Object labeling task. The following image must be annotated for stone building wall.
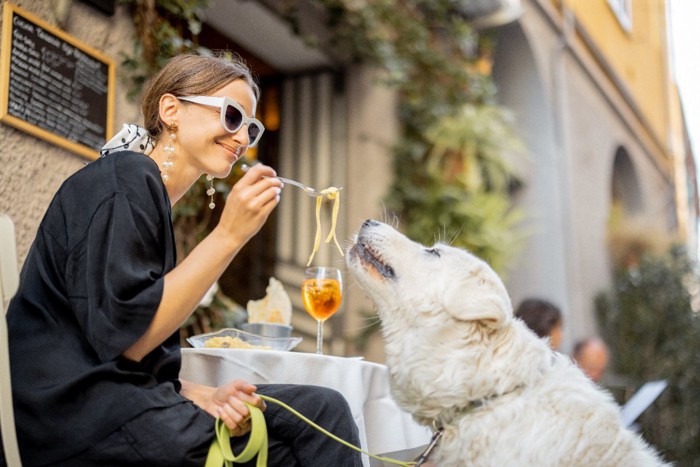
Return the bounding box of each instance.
[0,0,140,263]
[493,0,680,348]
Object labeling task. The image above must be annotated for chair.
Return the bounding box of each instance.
[0,214,22,466]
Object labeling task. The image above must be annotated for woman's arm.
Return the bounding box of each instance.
[180,379,266,436]
[122,164,282,361]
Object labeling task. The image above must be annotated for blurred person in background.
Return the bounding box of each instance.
[572,337,610,384]
[514,297,564,351]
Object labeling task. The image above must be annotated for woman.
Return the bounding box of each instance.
[5,53,362,466]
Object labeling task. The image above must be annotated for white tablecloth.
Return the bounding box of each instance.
[180,348,431,466]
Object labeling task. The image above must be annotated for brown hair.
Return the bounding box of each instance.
[140,52,260,138]
[514,298,563,339]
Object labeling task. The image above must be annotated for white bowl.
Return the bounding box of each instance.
[187,328,302,352]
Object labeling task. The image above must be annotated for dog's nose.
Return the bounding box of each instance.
[362,219,380,228]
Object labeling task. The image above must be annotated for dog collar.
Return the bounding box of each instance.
[439,383,527,426]
[471,383,525,410]
[415,384,527,464]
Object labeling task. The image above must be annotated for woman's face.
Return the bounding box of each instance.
[176,79,258,179]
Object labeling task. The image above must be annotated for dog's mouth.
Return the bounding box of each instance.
[350,241,395,279]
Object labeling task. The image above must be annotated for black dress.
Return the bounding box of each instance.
[4,151,363,467]
[6,151,192,464]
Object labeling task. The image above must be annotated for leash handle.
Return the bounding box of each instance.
[205,402,267,467]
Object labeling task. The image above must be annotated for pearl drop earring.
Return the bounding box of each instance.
[162,123,176,182]
[206,175,216,209]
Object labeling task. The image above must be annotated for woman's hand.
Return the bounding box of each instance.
[216,163,282,247]
[180,379,266,436]
[212,380,266,436]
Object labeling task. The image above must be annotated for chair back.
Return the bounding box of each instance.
[0,214,22,466]
[0,215,19,309]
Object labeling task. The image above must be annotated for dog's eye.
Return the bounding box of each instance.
[425,248,441,257]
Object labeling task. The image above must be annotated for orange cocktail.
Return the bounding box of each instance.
[302,267,343,354]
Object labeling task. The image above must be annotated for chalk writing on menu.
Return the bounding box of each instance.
[6,10,110,151]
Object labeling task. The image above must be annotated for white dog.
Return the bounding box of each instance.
[346,220,668,466]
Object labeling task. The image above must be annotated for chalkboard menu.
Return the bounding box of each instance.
[0,3,114,160]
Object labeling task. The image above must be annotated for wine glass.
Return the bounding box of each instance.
[301,267,343,354]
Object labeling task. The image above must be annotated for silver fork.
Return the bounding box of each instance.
[276,176,344,197]
[241,164,342,197]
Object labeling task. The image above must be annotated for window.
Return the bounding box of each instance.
[608,0,633,32]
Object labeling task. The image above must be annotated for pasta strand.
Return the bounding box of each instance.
[306,187,344,266]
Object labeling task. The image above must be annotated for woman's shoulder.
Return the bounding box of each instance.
[58,151,167,212]
[33,152,168,251]
[63,150,156,179]
[71,150,160,187]
[97,150,159,175]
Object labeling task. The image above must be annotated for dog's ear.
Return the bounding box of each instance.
[441,266,511,327]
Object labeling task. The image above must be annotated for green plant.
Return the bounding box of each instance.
[281,0,527,274]
[118,0,212,99]
[595,245,700,465]
[390,102,526,272]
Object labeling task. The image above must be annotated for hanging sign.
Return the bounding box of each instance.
[0,2,115,159]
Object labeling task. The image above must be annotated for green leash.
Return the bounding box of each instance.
[204,401,268,467]
[204,394,416,467]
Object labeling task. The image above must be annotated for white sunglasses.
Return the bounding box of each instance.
[178,96,265,147]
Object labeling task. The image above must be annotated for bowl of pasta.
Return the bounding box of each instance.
[187,328,302,352]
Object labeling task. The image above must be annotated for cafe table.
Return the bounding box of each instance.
[180,348,432,466]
